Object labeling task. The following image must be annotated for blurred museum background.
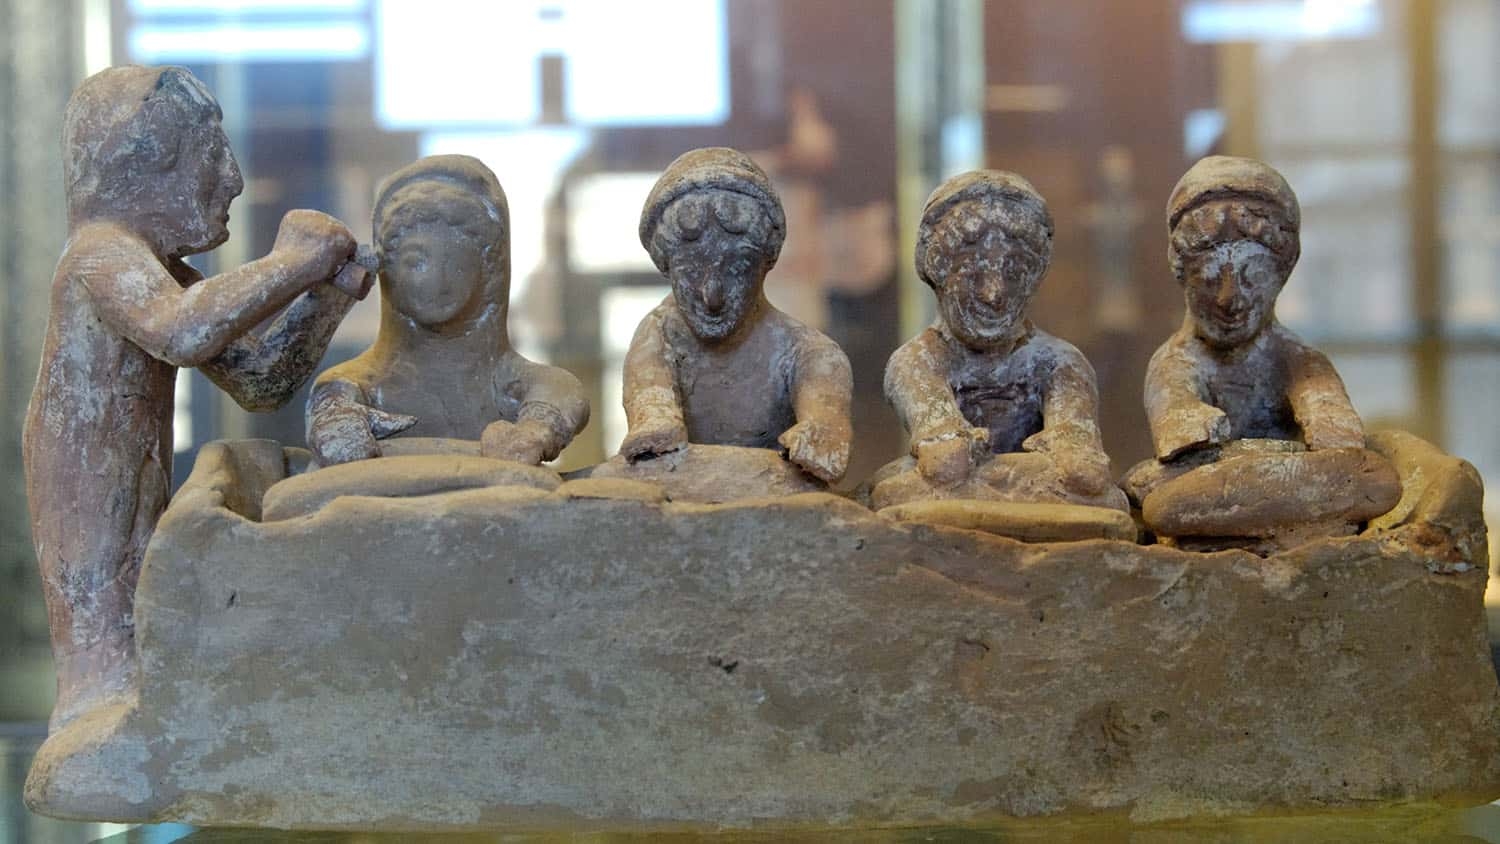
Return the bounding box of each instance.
[2,0,1499,837]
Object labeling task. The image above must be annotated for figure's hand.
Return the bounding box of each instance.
[779,418,852,483]
[273,210,357,280]
[328,260,373,300]
[1054,450,1115,497]
[1182,403,1232,451]
[621,415,689,462]
[915,433,976,486]
[480,418,558,465]
[308,392,418,466]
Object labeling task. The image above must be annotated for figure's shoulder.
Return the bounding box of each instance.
[763,306,845,357]
[1264,322,1334,369]
[313,352,376,393]
[59,221,153,276]
[1147,325,1201,367]
[1025,327,1090,369]
[637,299,686,342]
[502,347,583,385]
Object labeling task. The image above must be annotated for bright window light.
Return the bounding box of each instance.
[375,0,727,128]
[130,22,370,62]
[1182,0,1381,43]
[130,0,366,13]
[566,172,662,274]
[375,1,541,127]
[564,0,728,125]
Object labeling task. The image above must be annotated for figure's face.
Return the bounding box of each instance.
[662,198,768,343]
[1180,238,1284,349]
[381,220,489,328]
[929,222,1042,351]
[165,122,244,256]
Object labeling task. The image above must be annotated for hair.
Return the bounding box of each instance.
[373,154,508,250]
[62,66,222,220]
[1168,199,1299,282]
[918,196,1052,291]
[650,189,779,271]
[377,182,502,248]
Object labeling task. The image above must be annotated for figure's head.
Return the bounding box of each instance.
[63,65,243,257]
[1167,156,1300,350]
[915,170,1053,351]
[373,155,509,330]
[639,148,785,343]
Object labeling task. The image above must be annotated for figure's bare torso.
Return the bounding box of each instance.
[655,302,803,449]
[320,347,527,440]
[23,235,178,656]
[943,329,1086,455]
[1180,325,1299,441]
[27,239,178,501]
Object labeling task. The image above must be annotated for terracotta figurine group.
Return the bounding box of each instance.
[25,66,1403,726]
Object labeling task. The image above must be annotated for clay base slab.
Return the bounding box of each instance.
[25,437,1500,832]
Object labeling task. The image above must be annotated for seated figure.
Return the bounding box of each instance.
[305,155,589,468]
[588,147,854,502]
[869,171,1131,541]
[1124,156,1400,551]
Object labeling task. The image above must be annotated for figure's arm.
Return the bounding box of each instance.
[778,329,854,483]
[885,330,970,446]
[75,212,356,369]
[1287,345,1364,450]
[619,307,688,460]
[480,357,591,465]
[1023,346,1112,495]
[201,270,364,412]
[305,374,417,466]
[1144,336,1229,460]
[883,330,984,484]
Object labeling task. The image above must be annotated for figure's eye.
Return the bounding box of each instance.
[726,250,756,276]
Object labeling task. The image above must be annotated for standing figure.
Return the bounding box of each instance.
[306,155,589,467]
[595,147,853,502]
[1124,156,1400,551]
[24,66,367,728]
[872,171,1129,539]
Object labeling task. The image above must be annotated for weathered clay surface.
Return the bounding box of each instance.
[882,171,1124,521]
[1142,447,1402,538]
[261,453,561,522]
[621,147,854,484]
[879,499,1137,542]
[1136,156,1396,551]
[869,453,1129,513]
[307,155,589,468]
[24,66,368,730]
[578,443,826,503]
[25,436,1500,832]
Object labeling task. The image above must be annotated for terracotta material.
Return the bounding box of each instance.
[1126,156,1400,551]
[306,155,589,467]
[22,66,367,729]
[22,434,1499,831]
[609,148,854,500]
[874,171,1127,533]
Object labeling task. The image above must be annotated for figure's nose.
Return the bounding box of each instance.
[1215,265,1240,309]
[979,275,1005,308]
[700,276,725,313]
[223,151,245,198]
